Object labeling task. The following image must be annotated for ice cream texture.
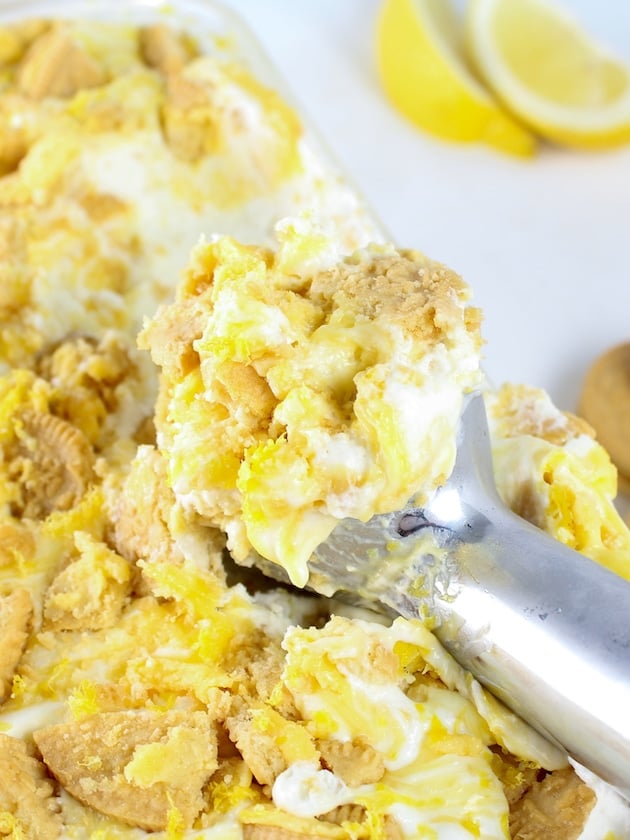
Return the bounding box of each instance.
[0,10,629,840]
[142,230,484,587]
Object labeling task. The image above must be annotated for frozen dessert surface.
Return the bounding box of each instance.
[0,9,629,840]
[0,17,379,380]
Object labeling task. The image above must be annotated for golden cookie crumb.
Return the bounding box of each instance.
[43,533,130,631]
[319,803,408,838]
[0,520,36,570]
[0,733,61,840]
[243,827,326,840]
[112,445,226,590]
[139,23,196,76]
[11,410,95,518]
[17,24,107,100]
[490,746,542,809]
[320,803,366,824]
[0,117,27,175]
[310,250,481,347]
[0,19,49,67]
[34,709,218,831]
[317,738,385,787]
[0,589,32,702]
[509,767,595,840]
[490,383,592,446]
[162,68,219,162]
[226,707,289,787]
[579,342,630,492]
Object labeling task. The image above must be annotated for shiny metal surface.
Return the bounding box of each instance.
[250,392,630,797]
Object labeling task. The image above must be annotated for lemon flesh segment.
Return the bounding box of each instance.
[466,0,630,149]
[376,0,536,156]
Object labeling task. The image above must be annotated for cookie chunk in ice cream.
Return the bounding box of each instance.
[142,227,483,586]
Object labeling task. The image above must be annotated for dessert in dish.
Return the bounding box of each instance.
[0,8,630,840]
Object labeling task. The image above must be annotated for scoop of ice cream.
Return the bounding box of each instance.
[142,226,483,586]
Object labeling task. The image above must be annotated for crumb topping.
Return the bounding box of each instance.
[0,733,62,840]
[34,709,218,830]
[143,234,483,586]
[17,24,107,100]
[0,11,626,840]
[0,589,32,702]
[509,767,596,840]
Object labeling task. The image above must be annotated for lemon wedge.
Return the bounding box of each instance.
[466,0,630,149]
[376,0,536,156]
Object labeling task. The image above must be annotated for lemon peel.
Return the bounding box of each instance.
[466,0,630,149]
[376,0,535,156]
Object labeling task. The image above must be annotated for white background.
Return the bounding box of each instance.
[228,0,630,415]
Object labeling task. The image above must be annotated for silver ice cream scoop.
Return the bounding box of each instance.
[249,392,630,798]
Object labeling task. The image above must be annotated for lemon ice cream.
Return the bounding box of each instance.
[0,9,629,840]
[141,230,483,587]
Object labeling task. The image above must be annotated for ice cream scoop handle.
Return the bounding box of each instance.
[386,477,630,798]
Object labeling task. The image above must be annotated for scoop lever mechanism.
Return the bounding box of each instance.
[251,392,630,798]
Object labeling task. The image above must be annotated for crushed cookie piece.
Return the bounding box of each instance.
[0,589,32,702]
[317,738,385,787]
[201,756,258,823]
[489,383,593,447]
[226,707,288,787]
[0,25,25,66]
[383,814,405,840]
[215,361,277,425]
[310,251,481,348]
[225,634,286,706]
[490,745,542,809]
[77,191,128,223]
[320,803,403,838]
[161,68,219,162]
[112,445,225,583]
[35,333,142,449]
[243,827,326,840]
[0,520,36,569]
[10,410,94,518]
[139,23,197,76]
[510,766,595,840]
[0,121,27,176]
[319,803,366,824]
[112,445,183,569]
[579,342,630,491]
[0,19,49,67]
[43,532,130,631]
[17,25,107,100]
[0,733,61,840]
[34,709,218,831]
[137,292,206,382]
[240,804,351,840]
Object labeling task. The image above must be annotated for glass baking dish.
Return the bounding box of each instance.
[0,0,386,252]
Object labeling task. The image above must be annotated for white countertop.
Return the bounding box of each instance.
[228,0,630,414]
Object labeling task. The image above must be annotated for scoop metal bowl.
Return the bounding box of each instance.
[249,392,630,798]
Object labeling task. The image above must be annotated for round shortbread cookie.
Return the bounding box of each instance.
[579,342,630,494]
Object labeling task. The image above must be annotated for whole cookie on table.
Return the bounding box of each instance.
[579,342,630,493]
